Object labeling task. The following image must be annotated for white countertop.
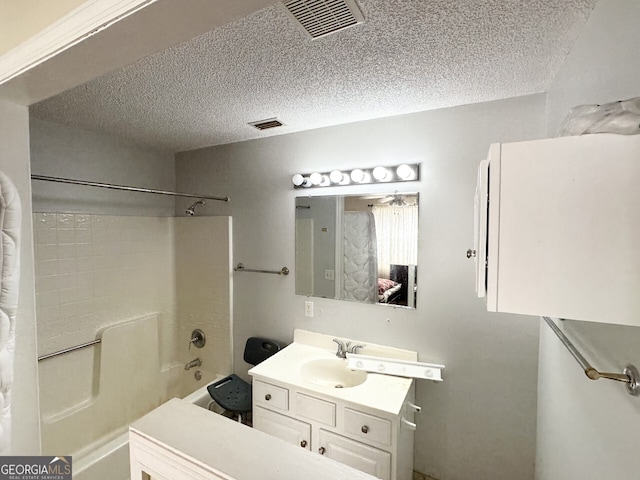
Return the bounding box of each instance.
[130,398,377,480]
[248,330,416,415]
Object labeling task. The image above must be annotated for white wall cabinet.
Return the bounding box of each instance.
[474,133,640,326]
[252,378,415,480]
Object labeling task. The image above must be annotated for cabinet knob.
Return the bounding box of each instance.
[318,447,326,455]
[264,394,271,401]
[361,425,369,434]
[466,249,476,259]
[300,440,307,448]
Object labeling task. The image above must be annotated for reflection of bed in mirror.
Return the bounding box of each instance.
[295,193,418,309]
[378,264,417,307]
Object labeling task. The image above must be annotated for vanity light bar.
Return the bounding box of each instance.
[292,163,420,188]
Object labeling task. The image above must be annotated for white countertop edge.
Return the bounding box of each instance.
[130,398,378,480]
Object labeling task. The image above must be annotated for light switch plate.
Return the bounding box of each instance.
[304,301,314,317]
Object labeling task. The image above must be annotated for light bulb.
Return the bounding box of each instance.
[396,164,414,180]
[373,166,390,181]
[350,168,365,183]
[292,174,304,186]
[310,172,323,185]
[330,170,343,183]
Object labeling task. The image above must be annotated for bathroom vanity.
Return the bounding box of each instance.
[248,330,420,480]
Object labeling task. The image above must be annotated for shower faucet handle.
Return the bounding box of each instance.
[189,329,206,349]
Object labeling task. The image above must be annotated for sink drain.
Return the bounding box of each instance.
[335,384,344,388]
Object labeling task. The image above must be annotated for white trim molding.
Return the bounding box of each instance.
[0,0,156,87]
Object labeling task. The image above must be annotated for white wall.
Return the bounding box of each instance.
[537,2,640,479]
[0,99,41,453]
[30,118,175,216]
[175,94,545,480]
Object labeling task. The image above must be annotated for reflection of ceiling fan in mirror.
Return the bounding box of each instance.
[363,193,417,206]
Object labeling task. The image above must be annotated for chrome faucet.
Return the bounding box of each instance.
[184,357,202,370]
[333,339,365,359]
[333,339,346,358]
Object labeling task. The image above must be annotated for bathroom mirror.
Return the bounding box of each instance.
[295,193,418,308]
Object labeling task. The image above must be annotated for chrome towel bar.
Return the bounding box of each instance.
[38,339,101,362]
[543,316,639,396]
[234,263,289,275]
[31,174,229,202]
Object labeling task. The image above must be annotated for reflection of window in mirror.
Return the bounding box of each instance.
[345,194,418,308]
[296,193,418,309]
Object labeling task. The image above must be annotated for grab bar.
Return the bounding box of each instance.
[543,317,639,396]
[38,339,101,362]
[234,263,289,276]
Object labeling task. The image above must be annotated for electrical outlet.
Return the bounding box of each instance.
[324,269,335,280]
[304,301,314,318]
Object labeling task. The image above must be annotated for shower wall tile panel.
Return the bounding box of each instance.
[174,217,232,395]
[33,213,176,417]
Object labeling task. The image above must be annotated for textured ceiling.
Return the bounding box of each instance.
[31,0,597,153]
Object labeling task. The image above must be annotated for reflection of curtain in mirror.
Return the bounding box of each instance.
[372,205,418,278]
[342,212,378,303]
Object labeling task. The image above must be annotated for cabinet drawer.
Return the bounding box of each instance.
[253,380,288,411]
[295,393,336,426]
[344,408,391,446]
[318,429,391,480]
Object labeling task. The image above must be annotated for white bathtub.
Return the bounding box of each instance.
[39,315,226,480]
[73,381,224,480]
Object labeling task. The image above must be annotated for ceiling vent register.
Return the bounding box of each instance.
[282,0,365,39]
[248,118,284,130]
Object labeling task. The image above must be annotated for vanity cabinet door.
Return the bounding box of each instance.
[253,406,311,450]
[318,429,391,480]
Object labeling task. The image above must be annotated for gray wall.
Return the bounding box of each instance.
[29,118,175,215]
[0,99,41,454]
[537,1,640,479]
[175,94,545,480]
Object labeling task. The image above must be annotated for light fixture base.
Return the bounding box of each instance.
[292,163,420,189]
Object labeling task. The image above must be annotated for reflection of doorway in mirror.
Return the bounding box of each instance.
[295,218,314,295]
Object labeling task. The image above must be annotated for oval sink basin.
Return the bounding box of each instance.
[300,358,367,388]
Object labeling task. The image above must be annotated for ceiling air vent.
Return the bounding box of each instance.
[283,0,364,39]
[249,118,284,130]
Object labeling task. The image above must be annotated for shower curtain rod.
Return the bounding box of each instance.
[31,174,229,202]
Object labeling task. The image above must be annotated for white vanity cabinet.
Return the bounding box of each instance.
[252,378,415,480]
[474,133,640,326]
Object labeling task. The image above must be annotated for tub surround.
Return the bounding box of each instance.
[129,397,377,480]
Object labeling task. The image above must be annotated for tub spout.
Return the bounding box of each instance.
[185,357,202,370]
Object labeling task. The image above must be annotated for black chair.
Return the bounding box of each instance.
[207,337,282,424]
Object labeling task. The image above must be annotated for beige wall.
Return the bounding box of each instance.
[0,0,87,55]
